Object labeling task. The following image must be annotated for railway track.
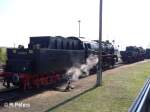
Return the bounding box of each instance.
[0,87,19,106]
[113,62,124,68]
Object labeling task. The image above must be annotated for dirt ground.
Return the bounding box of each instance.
[0,60,150,112]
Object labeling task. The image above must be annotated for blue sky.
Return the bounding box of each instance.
[0,0,150,50]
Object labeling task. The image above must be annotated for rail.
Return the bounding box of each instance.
[129,77,150,112]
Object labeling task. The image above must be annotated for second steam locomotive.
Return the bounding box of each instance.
[120,46,145,63]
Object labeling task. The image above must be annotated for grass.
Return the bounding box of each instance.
[51,61,150,112]
[0,47,6,64]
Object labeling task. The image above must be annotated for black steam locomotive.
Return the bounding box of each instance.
[0,36,118,89]
[120,46,145,63]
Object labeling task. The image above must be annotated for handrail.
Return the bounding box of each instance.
[129,77,150,112]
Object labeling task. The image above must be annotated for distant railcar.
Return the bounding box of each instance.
[145,48,150,59]
[120,46,145,63]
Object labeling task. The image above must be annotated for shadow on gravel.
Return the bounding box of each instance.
[45,85,97,112]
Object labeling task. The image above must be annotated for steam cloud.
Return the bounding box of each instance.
[67,54,98,81]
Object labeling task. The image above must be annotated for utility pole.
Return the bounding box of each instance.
[14,43,16,48]
[78,20,81,38]
[96,0,103,86]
